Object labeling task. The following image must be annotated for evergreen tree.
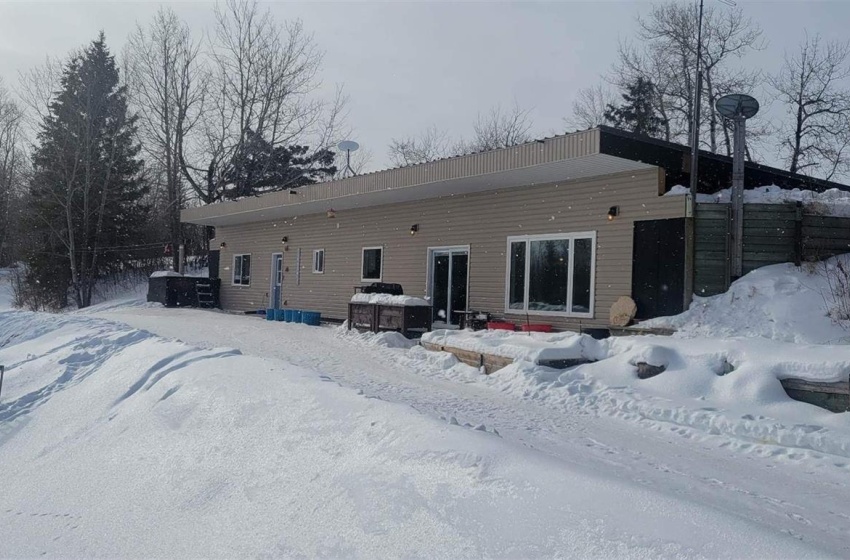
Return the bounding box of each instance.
[604,77,666,138]
[221,129,337,200]
[25,33,148,309]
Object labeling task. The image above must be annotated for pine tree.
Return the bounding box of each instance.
[604,77,666,138]
[222,129,337,200]
[26,33,148,309]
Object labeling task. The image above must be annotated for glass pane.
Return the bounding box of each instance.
[432,254,449,323]
[241,255,251,285]
[572,238,593,313]
[528,239,569,312]
[318,251,324,272]
[450,253,468,319]
[234,255,242,284]
[509,242,526,310]
[362,249,381,279]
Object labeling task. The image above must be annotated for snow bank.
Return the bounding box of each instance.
[350,293,429,306]
[643,258,850,344]
[409,330,850,461]
[150,270,183,278]
[666,184,850,217]
[2,310,817,557]
[422,329,606,363]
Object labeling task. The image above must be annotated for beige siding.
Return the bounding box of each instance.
[183,129,601,224]
[216,168,686,331]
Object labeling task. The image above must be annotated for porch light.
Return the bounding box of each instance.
[327,208,336,219]
[219,241,227,249]
[607,206,619,221]
[410,224,419,236]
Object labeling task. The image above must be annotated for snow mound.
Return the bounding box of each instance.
[666,184,850,216]
[422,329,606,363]
[643,257,850,344]
[350,293,429,306]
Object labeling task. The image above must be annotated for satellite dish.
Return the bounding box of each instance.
[715,94,760,120]
[337,140,359,178]
[337,140,360,152]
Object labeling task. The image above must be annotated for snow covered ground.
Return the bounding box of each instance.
[2,261,850,556]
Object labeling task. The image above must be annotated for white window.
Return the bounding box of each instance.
[232,254,251,286]
[361,247,383,282]
[505,232,596,317]
[313,249,325,274]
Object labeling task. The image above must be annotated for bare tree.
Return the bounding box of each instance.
[181,0,345,204]
[613,2,764,153]
[565,84,617,130]
[387,125,452,167]
[126,7,206,269]
[0,79,24,265]
[770,34,850,180]
[467,101,533,151]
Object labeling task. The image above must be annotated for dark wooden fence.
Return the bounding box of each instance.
[694,202,850,296]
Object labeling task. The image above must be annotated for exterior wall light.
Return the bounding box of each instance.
[327,208,336,219]
[410,224,419,236]
[219,241,227,249]
[281,236,288,244]
[607,206,619,221]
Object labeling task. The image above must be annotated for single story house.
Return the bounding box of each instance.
[181,126,847,331]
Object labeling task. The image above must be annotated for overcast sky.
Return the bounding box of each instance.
[1,1,849,171]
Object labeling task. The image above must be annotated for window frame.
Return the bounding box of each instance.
[361,246,384,282]
[503,232,596,318]
[232,253,252,287]
[312,249,325,274]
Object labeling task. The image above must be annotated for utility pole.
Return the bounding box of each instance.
[684,0,705,310]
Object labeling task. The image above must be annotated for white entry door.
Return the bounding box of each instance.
[270,253,283,309]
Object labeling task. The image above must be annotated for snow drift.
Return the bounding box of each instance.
[643,257,850,344]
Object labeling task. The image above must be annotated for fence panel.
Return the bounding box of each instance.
[694,203,730,296]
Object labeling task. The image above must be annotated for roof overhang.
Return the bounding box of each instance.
[182,129,655,227]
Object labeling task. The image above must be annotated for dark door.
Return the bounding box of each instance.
[632,218,685,319]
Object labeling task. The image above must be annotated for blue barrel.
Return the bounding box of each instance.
[266,308,275,321]
[283,309,293,322]
[291,310,303,323]
[301,311,321,326]
[275,309,285,321]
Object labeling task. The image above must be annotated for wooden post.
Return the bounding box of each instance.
[683,195,695,309]
[794,201,803,266]
[178,244,186,275]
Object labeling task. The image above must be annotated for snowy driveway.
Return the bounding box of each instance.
[92,303,850,556]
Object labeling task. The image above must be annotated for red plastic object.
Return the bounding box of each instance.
[487,321,516,331]
[520,324,552,333]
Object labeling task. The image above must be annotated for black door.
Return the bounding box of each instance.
[632,218,685,319]
[431,249,469,326]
